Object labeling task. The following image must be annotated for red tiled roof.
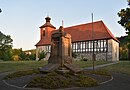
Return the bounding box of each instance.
[40,22,56,29]
[35,20,119,46]
[35,31,52,46]
[64,20,119,42]
[35,39,50,46]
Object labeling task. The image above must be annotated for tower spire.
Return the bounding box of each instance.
[45,16,51,22]
[40,16,56,29]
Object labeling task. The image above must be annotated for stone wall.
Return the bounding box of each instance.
[73,53,107,61]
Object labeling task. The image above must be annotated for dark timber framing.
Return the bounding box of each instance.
[45,39,108,60]
[72,39,108,53]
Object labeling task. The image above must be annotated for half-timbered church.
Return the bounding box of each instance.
[35,16,119,61]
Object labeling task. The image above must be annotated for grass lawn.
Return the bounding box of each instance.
[1,60,130,75]
[102,61,130,75]
[73,60,112,68]
[0,60,112,73]
[0,60,47,73]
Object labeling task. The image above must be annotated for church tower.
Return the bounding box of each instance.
[35,16,56,60]
[39,16,56,39]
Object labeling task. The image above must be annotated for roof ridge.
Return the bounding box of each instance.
[64,20,102,29]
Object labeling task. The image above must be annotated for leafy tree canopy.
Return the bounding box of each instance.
[118,8,130,41]
[0,31,13,51]
[0,31,13,60]
[118,4,130,59]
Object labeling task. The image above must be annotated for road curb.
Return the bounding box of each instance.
[100,75,113,85]
[2,80,26,89]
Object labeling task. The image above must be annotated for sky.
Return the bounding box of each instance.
[0,0,128,50]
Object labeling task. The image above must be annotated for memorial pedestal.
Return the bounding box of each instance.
[39,26,82,73]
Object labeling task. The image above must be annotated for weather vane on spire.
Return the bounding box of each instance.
[47,12,49,17]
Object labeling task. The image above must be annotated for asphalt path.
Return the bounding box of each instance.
[0,72,26,90]
[69,72,130,90]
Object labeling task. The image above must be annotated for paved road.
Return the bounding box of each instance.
[0,72,25,90]
[66,72,130,90]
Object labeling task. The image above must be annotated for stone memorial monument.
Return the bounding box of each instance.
[39,26,81,73]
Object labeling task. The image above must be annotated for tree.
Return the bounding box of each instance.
[3,49,13,61]
[118,36,129,60]
[118,7,130,60]
[0,31,13,60]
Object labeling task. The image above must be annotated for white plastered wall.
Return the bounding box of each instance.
[108,39,119,61]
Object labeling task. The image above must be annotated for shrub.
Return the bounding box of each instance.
[12,55,21,61]
[27,72,99,89]
[80,58,88,61]
[82,58,88,61]
[72,52,77,58]
[5,70,102,89]
[29,53,36,60]
[38,51,46,60]
[76,75,98,87]
[27,72,71,89]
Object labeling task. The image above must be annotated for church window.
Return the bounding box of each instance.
[43,30,45,36]
[46,45,51,52]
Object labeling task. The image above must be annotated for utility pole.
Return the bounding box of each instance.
[0,8,2,13]
[62,20,64,27]
[92,13,95,71]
